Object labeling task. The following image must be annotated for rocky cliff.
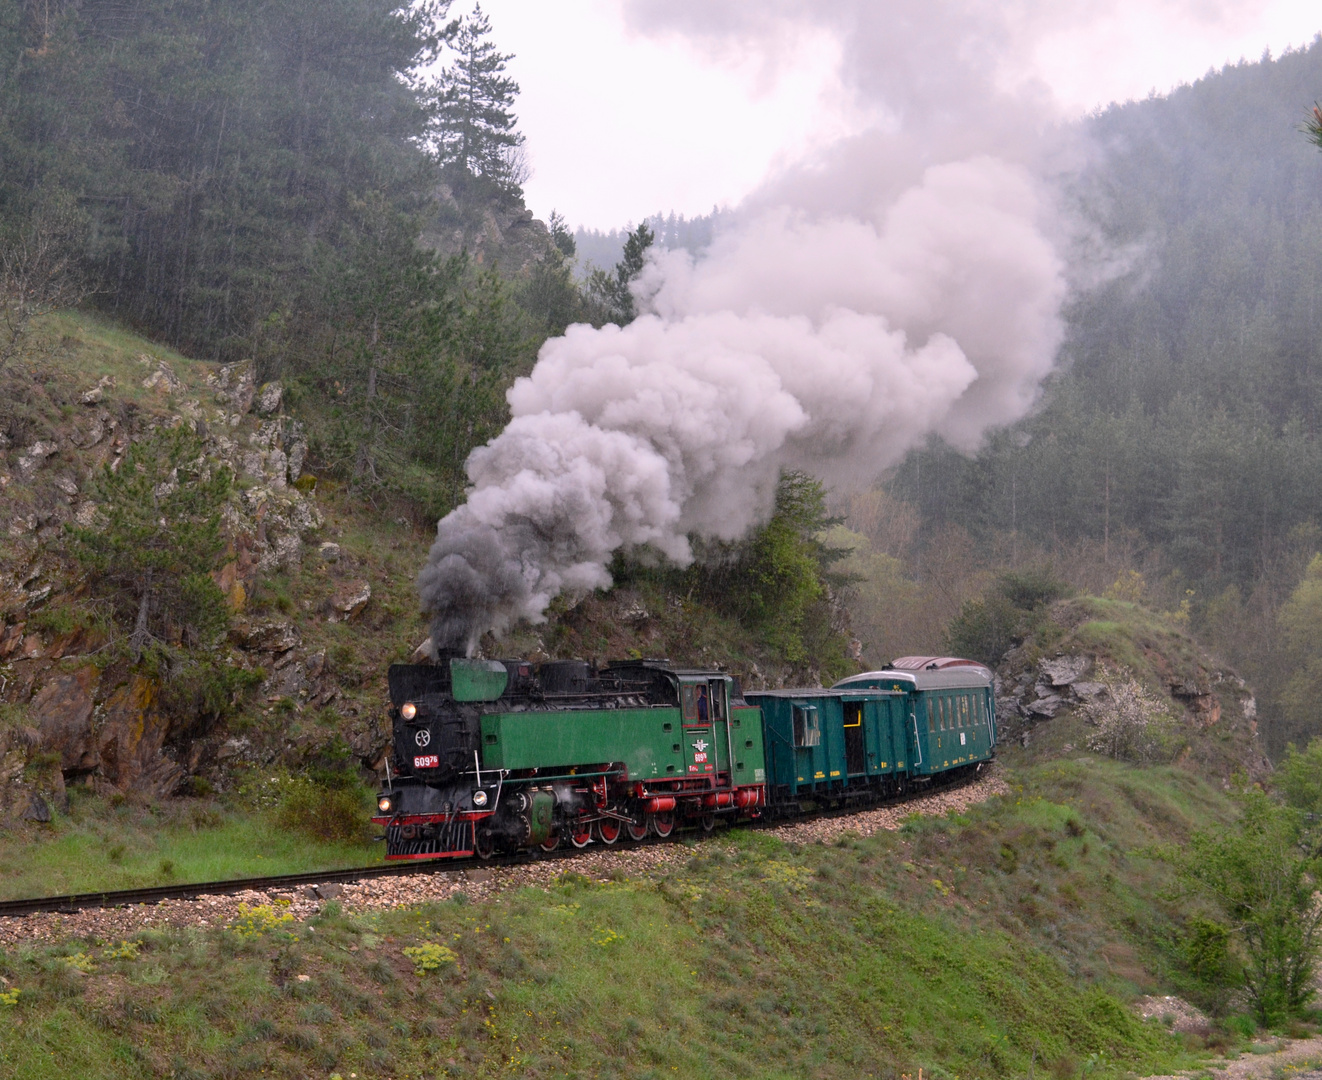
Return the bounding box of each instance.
[0,316,405,824]
[993,596,1269,783]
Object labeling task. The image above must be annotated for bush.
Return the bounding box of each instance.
[945,567,1071,665]
[1081,666,1179,763]
[1170,791,1322,1025]
[1278,738,1322,813]
[275,775,372,845]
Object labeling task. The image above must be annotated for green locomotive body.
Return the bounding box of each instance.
[372,654,993,859]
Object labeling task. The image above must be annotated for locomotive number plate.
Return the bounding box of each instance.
[413,755,440,769]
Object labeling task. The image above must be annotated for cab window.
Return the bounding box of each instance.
[681,684,697,721]
[708,681,725,721]
[793,705,821,748]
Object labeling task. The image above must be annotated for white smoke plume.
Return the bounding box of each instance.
[416,0,1157,654]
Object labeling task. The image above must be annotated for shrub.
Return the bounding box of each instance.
[276,775,371,844]
[228,902,295,938]
[402,943,457,975]
[1081,666,1177,763]
[1171,792,1322,1025]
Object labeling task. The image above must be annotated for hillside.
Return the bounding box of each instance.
[993,596,1269,785]
[0,337,1295,1077]
[0,312,849,843]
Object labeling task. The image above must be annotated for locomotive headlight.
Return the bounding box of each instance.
[472,789,488,807]
[377,796,393,813]
[401,702,417,720]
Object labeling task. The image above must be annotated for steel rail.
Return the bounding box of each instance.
[0,764,985,920]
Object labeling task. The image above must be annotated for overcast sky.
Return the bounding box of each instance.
[471,0,1322,231]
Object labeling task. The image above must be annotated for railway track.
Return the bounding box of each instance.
[0,765,989,920]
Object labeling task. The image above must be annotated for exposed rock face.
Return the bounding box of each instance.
[142,361,182,393]
[1039,655,1089,687]
[256,381,283,415]
[97,675,183,799]
[329,580,372,621]
[210,359,256,414]
[16,440,58,478]
[420,184,558,273]
[29,666,99,774]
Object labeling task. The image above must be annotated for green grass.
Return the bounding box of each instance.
[0,795,380,900]
[0,822,1199,1080]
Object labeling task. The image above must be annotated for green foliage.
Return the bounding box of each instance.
[1277,555,1322,743]
[1278,737,1322,814]
[67,425,232,657]
[685,471,853,671]
[0,0,454,357]
[425,3,524,191]
[274,774,373,845]
[1178,915,1241,1014]
[886,43,1322,615]
[586,221,654,325]
[945,568,1069,665]
[1170,791,1322,1025]
[401,942,456,975]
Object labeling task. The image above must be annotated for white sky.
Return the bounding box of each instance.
[471,0,1322,231]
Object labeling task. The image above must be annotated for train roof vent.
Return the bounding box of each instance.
[890,656,987,671]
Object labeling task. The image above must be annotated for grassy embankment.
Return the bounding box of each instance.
[1,757,1263,1080]
[0,794,381,901]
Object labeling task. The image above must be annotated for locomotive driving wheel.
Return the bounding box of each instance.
[625,815,648,842]
[700,812,716,832]
[650,810,675,838]
[569,820,593,848]
[474,825,496,859]
[539,829,561,852]
[594,817,622,845]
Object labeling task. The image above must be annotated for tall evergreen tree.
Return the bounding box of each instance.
[426,4,524,190]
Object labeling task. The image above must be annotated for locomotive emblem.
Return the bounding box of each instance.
[415,729,431,747]
[693,739,709,752]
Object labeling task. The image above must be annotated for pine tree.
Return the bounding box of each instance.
[427,4,524,189]
[586,221,654,325]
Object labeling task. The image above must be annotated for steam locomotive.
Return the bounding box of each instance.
[372,655,996,859]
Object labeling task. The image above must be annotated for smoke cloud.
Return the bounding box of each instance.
[419,0,1101,654]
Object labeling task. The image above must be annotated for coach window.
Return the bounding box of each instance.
[793,705,821,748]
[926,700,936,733]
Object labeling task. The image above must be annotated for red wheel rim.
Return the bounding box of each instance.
[539,830,560,852]
[595,818,622,845]
[570,824,593,848]
[626,819,648,841]
[650,811,674,838]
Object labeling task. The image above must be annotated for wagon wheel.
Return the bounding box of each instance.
[474,825,496,860]
[699,812,716,833]
[625,816,649,842]
[539,829,561,852]
[649,810,675,838]
[569,821,594,848]
[594,817,622,845]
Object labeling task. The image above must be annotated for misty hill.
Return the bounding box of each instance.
[875,40,1322,756]
[573,207,734,271]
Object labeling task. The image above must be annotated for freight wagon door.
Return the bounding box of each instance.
[843,701,866,775]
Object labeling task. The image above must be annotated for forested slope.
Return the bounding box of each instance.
[862,41,1322,754]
